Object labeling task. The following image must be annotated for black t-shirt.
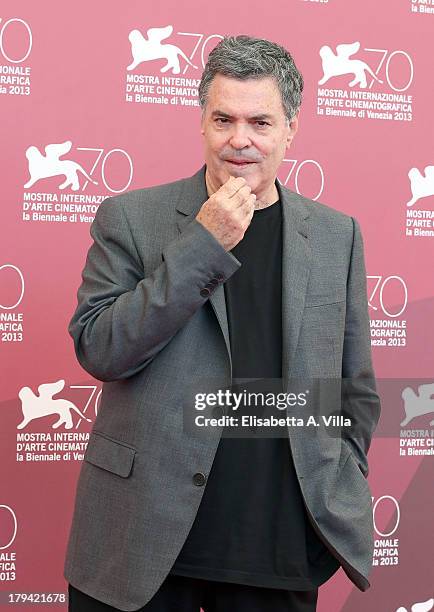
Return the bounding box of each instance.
[170,199,340,590]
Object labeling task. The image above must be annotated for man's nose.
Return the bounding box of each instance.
[228,124,252,149]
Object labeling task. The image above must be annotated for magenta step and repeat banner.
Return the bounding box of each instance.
[1,1,433,611]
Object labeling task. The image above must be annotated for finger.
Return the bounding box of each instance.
[231,184,254,208]
[238,193,256,215]
[221,176,248,198]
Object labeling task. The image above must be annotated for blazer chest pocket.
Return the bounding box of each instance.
[304,295,346,309]
[301,297,346,339]
[84,431,136,478]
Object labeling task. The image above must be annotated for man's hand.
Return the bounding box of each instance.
[195,176,256,251]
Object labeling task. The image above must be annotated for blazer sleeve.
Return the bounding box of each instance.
[341,216,381,478]
[68,197,241,382]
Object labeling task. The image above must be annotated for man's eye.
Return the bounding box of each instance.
[214,118,269,127]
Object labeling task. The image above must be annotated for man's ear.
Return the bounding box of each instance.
[286,110,299,148]
[200,111,205,136]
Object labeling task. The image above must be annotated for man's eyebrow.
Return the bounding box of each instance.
[211,110,274,121]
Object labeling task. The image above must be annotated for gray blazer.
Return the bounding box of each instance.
[64,165,381,610]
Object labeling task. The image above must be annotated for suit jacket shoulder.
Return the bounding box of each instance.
[99,173,190,218]
[280,182,354,228]
[278,182,357,255]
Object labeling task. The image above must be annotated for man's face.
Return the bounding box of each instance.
[201,74,299,199]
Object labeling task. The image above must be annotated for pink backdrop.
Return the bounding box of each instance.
[1,1,433,610]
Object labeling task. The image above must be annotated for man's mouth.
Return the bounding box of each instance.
[225,159,256,166]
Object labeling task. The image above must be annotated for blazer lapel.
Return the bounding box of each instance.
[175,166,312,384]
[277,179,312,389]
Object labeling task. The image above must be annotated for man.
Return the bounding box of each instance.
[65,35,381,611]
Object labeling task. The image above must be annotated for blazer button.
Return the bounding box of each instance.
[200,288,210,297]
[193,472,207,486]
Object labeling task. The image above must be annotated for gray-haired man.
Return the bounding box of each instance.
[66,35,380,612]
